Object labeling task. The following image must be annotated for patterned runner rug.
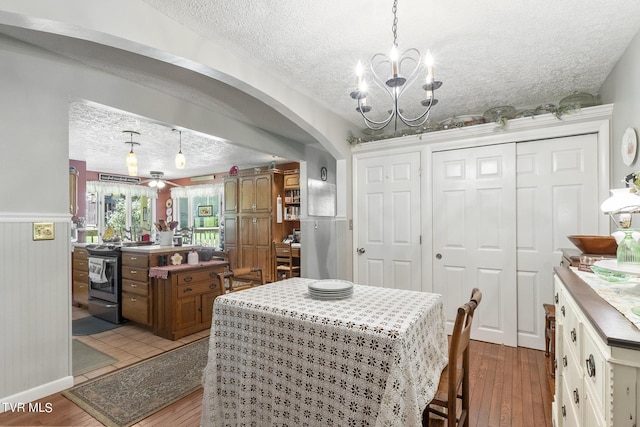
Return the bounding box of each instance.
[63,338,209,427]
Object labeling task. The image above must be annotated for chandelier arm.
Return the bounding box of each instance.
[357,99,396,130]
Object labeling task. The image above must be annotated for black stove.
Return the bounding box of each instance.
[86,244,123,324]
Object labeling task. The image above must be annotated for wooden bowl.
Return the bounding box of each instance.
[567,235,618,255]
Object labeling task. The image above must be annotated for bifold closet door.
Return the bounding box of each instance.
[516,133,598,350]
[432,143,518,347]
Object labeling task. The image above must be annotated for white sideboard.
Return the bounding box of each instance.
[553,267,640,427]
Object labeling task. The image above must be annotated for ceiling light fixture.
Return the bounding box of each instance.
[173,129,186,169]
[123,130,140,176]
[148,171,167,189]
[350,0,442,132]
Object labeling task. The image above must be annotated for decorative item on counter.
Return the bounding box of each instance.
[102,227,120,242]
[229,165,238,176]
[188,248,199,265]
[158,231,173,246]
[170,253,183,265]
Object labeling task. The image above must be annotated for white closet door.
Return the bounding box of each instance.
[432,144,518,346]
[355,152,422,290]
[516,133,599,350]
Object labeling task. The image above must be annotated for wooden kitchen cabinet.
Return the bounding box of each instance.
[121,252,152,326]
[223,170,286,282]
[223,215,238,270]
[239,214,272,278]
[239,174,273,213]
[224,177,238,213]
[153,262,226,340]
[72,246,89,307]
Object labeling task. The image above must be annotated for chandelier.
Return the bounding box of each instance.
[350,0,442,132]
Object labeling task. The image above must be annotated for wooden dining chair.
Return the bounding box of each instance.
[217,266,265,293]
[422,288,482,427]
[273,241,300,280]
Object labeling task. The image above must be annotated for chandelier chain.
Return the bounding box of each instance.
[391,0,398,47]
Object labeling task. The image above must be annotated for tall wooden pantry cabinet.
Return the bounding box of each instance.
[223,171,285,281]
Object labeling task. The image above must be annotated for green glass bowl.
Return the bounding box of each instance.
[590,265,632,283]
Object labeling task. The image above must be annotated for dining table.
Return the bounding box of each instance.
[200,278,448,427]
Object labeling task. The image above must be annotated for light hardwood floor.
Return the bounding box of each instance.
[0,310,554,426]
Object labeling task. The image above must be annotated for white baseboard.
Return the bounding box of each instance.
[0,376,74,413]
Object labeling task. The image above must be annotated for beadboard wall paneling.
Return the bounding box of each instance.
[0,220,73,407]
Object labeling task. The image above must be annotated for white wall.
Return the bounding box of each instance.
[601,27,640,183]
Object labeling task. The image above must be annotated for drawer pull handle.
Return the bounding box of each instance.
[184,276,193,282]
[555,293,558,303]
[586,354,596,378]
[130,257,137,260]
[573,389,579,405]
[130,270,137,274]
[561,306,565,317]
[130,284,137,288]
[561,405,566,418]
[184,287,193,293]
[563,356,567,367]
[571,328,577,342]
[130,297,137,302]
[209,283,217,289]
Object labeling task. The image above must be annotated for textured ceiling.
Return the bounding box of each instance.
[4,0,640,179]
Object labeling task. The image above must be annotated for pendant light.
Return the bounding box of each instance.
[123,130,140,176]
[173,129,186,169]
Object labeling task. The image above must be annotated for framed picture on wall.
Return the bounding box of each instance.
[198,205,213,217]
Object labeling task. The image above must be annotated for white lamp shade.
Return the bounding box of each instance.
[127,165,138,177]
[600,188,640,213]
[156,180,166,189]
[175,151,186,169]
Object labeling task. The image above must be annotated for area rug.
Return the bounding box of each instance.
[63,338,209,427]
[72,340,117,376]
[72,316,122,336]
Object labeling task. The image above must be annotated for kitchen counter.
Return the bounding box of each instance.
[120,244,200,254]
[554,266,640,350]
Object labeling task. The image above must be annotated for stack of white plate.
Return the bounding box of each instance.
[308,280,354,300]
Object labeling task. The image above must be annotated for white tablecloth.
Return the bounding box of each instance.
[200,278,448,427]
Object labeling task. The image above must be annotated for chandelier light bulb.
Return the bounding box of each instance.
[127,164,138,177]
[148,179,157,188]
[390,45,399,76]
[425,50,434,80]
[156,180,166,189]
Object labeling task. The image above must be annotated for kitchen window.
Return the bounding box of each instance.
[86,181,157,242]
[171,184,222,247]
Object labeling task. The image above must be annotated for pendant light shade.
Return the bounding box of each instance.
[126,150,137,169]
[123,130,141,176]
[175,151,186,169]
[173,129,186,169]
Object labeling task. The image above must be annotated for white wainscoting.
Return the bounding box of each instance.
[0,215,73,410]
